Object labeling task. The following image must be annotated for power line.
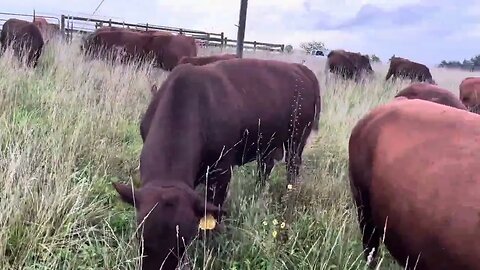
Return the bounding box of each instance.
[92,0,106,16]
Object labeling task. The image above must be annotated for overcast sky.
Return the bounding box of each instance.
[2,0,480,66]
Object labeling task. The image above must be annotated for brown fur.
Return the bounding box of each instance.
[326,49,374,82]
[386,57,435,84]
[0,18,44,67]
[395,82,466,110]
[82,28,197,70]
[115,58,321,270]
[349,98,480,270]
[459,77,480,113]
[32,17,61,42]
[178,53,238,66]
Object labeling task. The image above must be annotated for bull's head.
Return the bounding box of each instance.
[113,182,224,270]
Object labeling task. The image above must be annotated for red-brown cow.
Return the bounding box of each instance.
[32,17,61,42]
[459,76,480,113]
[386,56,435,84]
[0,18,44,67]
[178,53,238,66]
[394,82,466,110]
[114,58,321,270]
[349,98,480,270]
[82,28,197,71]
[326,49,374,82]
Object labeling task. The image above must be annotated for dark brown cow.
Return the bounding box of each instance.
[32,17,61,42]
[0,18,44,67]
[157,34,197,70]
[114,58,321,270]
[459,76,480,113]
[326,49,374,81]
[394,82,466,110]
[349,98,480,270]
[386,56,435,84]
[178,53,238,66]
[82,28,197,70]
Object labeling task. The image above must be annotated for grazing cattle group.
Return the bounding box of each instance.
[3,14,480,270]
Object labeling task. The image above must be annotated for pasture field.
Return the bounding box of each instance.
[0,38,478,270]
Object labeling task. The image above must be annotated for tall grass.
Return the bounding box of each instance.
[0,37,478,270]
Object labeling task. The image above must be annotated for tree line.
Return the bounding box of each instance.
[438,55,480,71]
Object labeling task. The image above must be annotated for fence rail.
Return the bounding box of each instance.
[60,15,284,52]
[0,11,285,52]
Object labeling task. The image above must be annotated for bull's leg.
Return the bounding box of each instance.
[205,164,232,222]
[348,158,381,268]
[258,146,284,184]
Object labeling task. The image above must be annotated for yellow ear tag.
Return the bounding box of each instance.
[199,214,217,230]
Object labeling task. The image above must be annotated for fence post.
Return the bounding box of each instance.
[280,44,285,52]
[220,32,224,48]
[33,9,36,21]
[253,41,257,52]
[60,15,65,32]
[146,23,149,31]
[179,29,184,35]
[236,0,249,58]
[108,19,112,27]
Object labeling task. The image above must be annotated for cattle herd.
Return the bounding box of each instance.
[2,17,480,270]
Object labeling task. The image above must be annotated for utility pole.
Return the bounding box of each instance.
[236,0,248,58]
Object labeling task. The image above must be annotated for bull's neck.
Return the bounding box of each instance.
[139,95,204,188]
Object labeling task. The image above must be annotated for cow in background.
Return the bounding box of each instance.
[33,16,62,42]
[0,18,44,67]
[326,49,374,82]
[386,56,435,84]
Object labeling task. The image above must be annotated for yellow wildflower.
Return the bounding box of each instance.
[272,219,278,225]
[280,222,286,229]
[262,220,268,226]
[287,184,293,190]
[272,230,277,238]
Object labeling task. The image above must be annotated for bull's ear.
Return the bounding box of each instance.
[112,182,139,206]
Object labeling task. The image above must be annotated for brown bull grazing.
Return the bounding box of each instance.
[326,49,374,82]
[82,28,197,71]
[33,17,61,41]
[114,58,321,270]
[0,18,44,67]
[349,98,480,270]
[459,76,480,113]
[386,56,435,84]
[394,82,466,110]
[178,53,238,66]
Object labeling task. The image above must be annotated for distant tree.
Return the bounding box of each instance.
[300,41,326,54]
[369,54,381,63]
[285,44,293,54]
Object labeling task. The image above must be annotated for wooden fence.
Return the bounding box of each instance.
[60,15,285,52]
[0,11,285,52]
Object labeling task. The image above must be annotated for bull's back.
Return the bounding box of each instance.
[356,99,480,269]
[211,58,318,121]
